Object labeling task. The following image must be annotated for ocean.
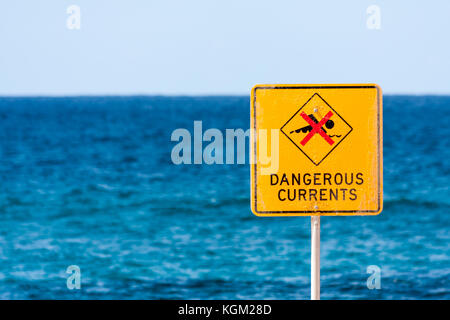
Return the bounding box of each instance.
[0,95,448,299]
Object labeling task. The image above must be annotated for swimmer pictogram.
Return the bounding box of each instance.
[289,113,342,139]
[280,93,353,166]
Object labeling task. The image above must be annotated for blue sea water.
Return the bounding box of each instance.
[0,95,448,300]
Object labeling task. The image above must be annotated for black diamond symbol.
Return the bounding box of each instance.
[280,93,353,166]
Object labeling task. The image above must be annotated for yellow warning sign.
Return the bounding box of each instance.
[250,84,383,216]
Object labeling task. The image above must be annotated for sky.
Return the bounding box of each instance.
[0,0,449,95]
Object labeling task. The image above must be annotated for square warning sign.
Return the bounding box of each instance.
[250,84,383,216]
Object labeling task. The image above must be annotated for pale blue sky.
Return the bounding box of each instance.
[0,1,449,95]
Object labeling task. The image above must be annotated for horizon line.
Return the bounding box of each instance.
[1,92,450,98]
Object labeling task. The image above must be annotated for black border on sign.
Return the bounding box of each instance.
[252,85,382,214]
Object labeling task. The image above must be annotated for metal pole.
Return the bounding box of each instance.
[311,216,320,300]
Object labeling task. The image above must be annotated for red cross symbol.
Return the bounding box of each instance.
[300,111,335,146]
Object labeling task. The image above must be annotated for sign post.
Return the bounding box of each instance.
[250,84,383,300]
[311,216,320,300]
